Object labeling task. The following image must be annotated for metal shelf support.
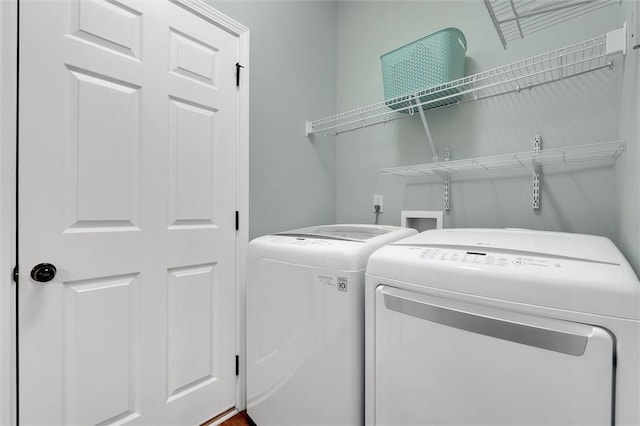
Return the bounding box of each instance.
[411,96,439,162]
[532,135,542,210]
[444,148,451,211]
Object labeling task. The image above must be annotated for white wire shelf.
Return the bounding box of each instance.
[305,27,626,137]
[379,140,625,177]
[484,0,620,49]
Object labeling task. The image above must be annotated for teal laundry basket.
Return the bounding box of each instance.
[381,28,467,112]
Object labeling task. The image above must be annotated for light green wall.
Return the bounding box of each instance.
[206,1,338,240]
[615,1,640,275]
[333,1,639,274]
[207,1,639,274]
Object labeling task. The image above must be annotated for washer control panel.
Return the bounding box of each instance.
[267,236,336,246]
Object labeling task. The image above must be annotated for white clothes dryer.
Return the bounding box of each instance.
[247,224,417,426]
[365,228,639,426]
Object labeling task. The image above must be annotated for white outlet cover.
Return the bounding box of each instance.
[373,195,384,212]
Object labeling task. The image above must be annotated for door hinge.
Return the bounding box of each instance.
[235,62,244,87]
[235,355,239,376]
[235,211,239,231]
[12,265,19,283]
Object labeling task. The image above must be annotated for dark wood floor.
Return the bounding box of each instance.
[201,409,250,426]
[220,411,250,426]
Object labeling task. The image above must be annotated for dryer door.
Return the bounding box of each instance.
[374,286,614,426]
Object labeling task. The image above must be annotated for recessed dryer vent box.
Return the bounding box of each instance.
[401,211,443,232]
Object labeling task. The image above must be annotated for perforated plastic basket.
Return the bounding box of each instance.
[381,28,467,112]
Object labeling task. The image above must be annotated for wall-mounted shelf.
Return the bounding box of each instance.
[305,27,626,137]
[379,140,625,177]
[380,139,624,210]
[484,0,620,49]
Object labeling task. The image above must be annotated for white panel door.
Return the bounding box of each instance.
[18,1,239,424]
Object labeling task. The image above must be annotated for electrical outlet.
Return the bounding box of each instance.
[373,195,384,213]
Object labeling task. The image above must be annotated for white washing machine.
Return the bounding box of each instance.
[364,228,640,426]
[247,224,417,426]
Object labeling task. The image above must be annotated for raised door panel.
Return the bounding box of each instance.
[63,275,139,425]
[70,0,142,59]
[168,98,217,229]
[169,28,218,87]
[167,264,217,401]
[65,67,141,232]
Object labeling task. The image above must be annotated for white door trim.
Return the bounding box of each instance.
[0,0,249,421]
[171,0,249,36]
[0,0,18,423]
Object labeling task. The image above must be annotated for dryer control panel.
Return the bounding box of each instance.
[413,247,565,270]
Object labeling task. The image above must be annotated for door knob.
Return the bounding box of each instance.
[30,263,57,282]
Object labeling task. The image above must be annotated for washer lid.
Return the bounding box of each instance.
[249,225,417,271]
[278,224,396,242]
[391,228,621,264]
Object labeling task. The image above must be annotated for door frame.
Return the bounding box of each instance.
[0,0,17,423]
[0,0,249,422]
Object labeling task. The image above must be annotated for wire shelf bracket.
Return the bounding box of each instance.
[305,27,626,138]
[412,96,439,162]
